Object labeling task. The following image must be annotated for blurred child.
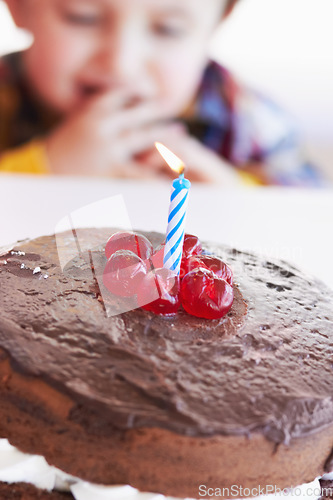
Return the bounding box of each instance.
[0,0,326,186]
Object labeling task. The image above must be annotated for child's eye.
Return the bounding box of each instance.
[64,12,102,26]
[153,23,187,39]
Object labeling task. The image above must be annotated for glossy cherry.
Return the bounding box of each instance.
[180,268,233,320]
[147,242,165,270]
[103,250,147,297]
[105,231,153,260]
[186,255,233,285]
[182,234,202,258]
[180,234,202,278]
[137,268,180,315]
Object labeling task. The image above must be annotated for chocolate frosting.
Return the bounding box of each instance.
[0,228,333,445]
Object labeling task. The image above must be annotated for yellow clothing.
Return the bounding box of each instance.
[0,140,49,175]
[0,52,56,176]
[0,139,262,186]
[0,140,261,184]
[0,141,261,186]
[238,170,263,186]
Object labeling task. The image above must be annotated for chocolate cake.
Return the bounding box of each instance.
[0,481,72,500]
[0,227,333,499]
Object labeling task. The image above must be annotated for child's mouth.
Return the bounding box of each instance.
[77,84,101,98]
[76,84,142,108]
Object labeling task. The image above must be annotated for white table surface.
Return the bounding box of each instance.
[1,174,333,290]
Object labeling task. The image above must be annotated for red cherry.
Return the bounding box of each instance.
[180,268,233,320]
[180,234,202,278]
[137,268,180,315]
[186,255,233,285]
[105,232,153,260]
[148,242,165,270]
[182,234,202,259]
[103,250,147,297]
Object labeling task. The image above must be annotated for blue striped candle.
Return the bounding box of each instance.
[155,143,191,275]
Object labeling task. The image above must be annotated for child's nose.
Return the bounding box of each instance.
[97,24,150,85]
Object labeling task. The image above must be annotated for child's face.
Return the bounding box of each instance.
[13,0,227,115]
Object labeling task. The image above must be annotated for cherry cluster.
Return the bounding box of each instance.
[103,231,234,319]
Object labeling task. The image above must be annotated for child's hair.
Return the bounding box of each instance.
[227,0,239,9]
[225,0,239,17]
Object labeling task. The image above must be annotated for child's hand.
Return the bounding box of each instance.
[45,89,178,177]
[136,131,242,185]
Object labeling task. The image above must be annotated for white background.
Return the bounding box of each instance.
[1,0,333,180]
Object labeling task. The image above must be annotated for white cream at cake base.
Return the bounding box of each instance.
[0,439,328,500]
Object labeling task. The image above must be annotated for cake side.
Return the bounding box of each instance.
[0,481,73,500]
[1,363,333,498]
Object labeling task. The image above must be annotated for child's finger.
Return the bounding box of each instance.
[109,161,164,180]
[156,133,241,185]
[101,100,175,137]
[84,88,135,115]
[114,122,186,159]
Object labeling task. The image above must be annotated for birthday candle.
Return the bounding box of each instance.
[155,143,191,275]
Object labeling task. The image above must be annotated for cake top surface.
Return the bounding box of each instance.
[0,228,333,445]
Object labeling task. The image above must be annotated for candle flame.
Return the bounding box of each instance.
[155,142,185,175]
